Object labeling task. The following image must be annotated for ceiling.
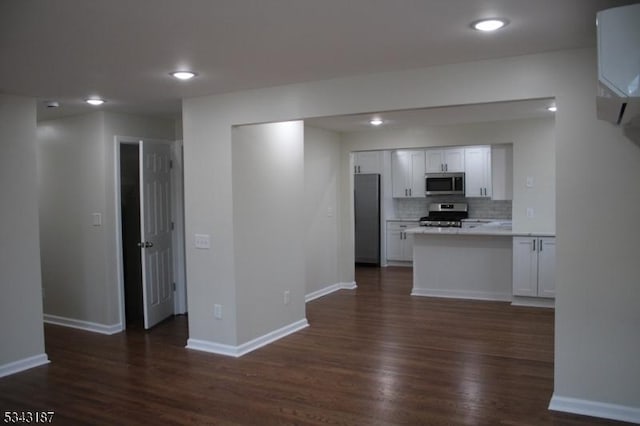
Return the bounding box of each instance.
[1,0,636,121]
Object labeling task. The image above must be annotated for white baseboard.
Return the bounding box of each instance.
[411,287,512,302]
[0,353,50,378]
[385,261,413,267]
[305,281,357,303]
[549,394,640,424]
[186,318,309,358]
[511,296,555,308]
[44,314,123,335]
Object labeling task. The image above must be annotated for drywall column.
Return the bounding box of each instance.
[0,94,48,376]
[232,121,306,344]
[304,125,341,297]
[551,50,640,419]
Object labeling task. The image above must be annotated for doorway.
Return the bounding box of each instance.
[116,137,187,330]
[120,144,144,327]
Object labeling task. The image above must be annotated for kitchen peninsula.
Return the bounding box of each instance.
[406,222,555,306]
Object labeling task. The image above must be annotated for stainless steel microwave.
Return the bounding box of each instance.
[425,172,465,196]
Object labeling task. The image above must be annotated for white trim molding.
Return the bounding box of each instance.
[549,394,640,424]
[411,288,512,302]
[0,354,49,378]
[511,296,555,308]
[186,318,309,358]
[305,281,357,303]
[44,314,123,335]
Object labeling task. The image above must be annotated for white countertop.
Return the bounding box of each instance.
[386,218,421,222]
[405,221,555,237]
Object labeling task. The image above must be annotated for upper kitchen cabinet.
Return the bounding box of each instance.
[391,150,425,198]
[353,151,382,174]
[464,146,492,198]
[425,148,465,173]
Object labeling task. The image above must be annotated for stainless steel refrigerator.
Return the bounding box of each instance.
[354,173,381,265]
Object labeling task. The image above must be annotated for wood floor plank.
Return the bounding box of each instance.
[0,266,631,425]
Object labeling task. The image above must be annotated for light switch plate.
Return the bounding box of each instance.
[92,212,102,226]
[194,234,210,249]
[526,176,534,188]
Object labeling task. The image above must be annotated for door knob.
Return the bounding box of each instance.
[144,241,154,248]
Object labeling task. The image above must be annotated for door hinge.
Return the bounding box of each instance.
[172,282,176,292]
[169,160,173,169]
[171,221,175,230]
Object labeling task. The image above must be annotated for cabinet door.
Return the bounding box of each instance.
[354,151,382,174]
[425,149,444,173]
[386,223,405,261]
[408,150,425,197]
[512,237,538,297]
[391,151,410,198]
[444,148,465,172]
[401,222,419,261]
[537,237,556,298]
[465,146,492,198]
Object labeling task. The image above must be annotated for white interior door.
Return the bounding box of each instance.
[140,140,174,329]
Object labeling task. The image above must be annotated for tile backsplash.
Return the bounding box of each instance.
[394,196,512,219]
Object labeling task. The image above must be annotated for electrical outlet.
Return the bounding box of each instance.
[214,304,222,319]
[195,234,210,249]
[526,207,535,218]
[284,290,290,305]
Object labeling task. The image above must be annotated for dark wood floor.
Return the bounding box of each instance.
[0,266,629,425]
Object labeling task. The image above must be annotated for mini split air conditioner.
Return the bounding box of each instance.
[596,3,640,144]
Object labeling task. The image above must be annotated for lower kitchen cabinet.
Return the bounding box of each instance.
[512,236,555,298]
[386,221,418,262]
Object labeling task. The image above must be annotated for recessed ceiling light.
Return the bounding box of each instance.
[370,118,383,126]
[547,106,557,112]
[44,100,59,108]
[472,18,508,32]
[85,98,105,106]
[171,71,197,80]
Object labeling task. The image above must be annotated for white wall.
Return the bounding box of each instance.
[0,94,47,369]
[232,121,306,344]
[340,118,555,233]
[183,48,639,418]
[37,111,175,327]
[304,125,341,296]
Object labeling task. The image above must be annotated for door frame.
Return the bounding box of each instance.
[114,136,187,330]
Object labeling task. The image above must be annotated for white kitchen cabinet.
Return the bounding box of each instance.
[353,151,382,174]
[464,145,492,198]
[425,148,465,173]
[386,221,418,262]
[512,236,555,298]
[391,150,425,198]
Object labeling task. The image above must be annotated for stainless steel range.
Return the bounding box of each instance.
[419,203,468,227]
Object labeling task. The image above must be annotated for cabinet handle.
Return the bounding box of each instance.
[409,188,412,196]
[532,239,536,251]
[539,239,543,252]
[445,163,448,171]
[441,164,444,172]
